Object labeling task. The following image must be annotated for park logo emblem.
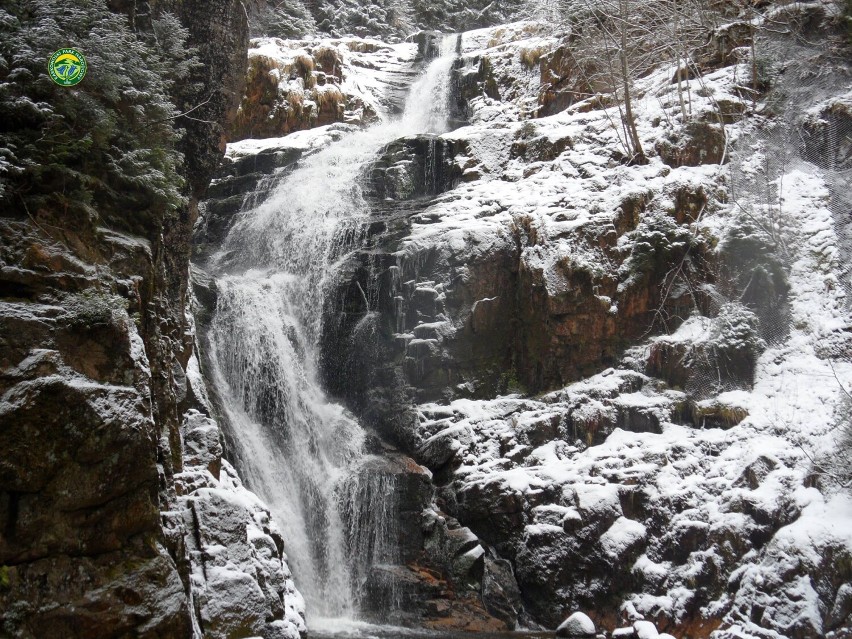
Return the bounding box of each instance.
[48,48,87,86]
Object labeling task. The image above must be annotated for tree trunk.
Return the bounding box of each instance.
[619,0,645,162]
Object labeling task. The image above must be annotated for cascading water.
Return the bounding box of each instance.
[206,35,459,623]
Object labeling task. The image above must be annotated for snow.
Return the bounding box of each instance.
[226,123,356,159]
[601,518,648,560]
[557,611,596,636]
[209,15,852,638]
[634,620,660,638]
[395,31,852,630]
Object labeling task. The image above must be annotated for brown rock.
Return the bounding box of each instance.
[230,44,377,141]
[655,121,727,168]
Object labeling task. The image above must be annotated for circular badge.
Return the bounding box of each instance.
[48,48,87,86]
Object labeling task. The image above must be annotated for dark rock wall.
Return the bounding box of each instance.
[0,1,254,636]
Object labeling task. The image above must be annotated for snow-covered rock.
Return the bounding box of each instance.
[314,12,852,638]
[633,620,659,639]
[197,6,852,638]
[556,611,597,637]
[175,413,306,639]
[232,36,419,141]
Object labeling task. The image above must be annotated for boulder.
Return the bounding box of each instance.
[181,410,223,478]
[556,611,597,638]
[179,461,306,639]
[829,583,852,631]
[696,21,753,70]
[453,545,486,586]
[735,455,778,490]
[421,511,490,591]
[419,429,463,468]
[368,135,462,201]
[411,30,442,60]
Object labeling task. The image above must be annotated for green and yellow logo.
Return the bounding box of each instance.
[48,48,87,86]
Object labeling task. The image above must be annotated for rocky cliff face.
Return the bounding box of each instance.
[334,12,851,639]
[4,1,850,638]
[319,24,727,448]
[194,126,526,636]
[197,7,852,638]
[0,2,304,637]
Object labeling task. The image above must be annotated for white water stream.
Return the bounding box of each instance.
[206,36,458,622]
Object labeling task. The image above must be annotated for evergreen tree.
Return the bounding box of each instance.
[0,0,195,237]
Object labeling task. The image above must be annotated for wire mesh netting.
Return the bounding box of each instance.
[692,15,852,400]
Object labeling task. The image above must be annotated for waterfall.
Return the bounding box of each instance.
[205,35,458,622]
[400,35,458,134]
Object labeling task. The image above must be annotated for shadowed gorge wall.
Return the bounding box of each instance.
[0,0,255,635]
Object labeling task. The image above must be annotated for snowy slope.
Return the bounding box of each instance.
[390,15,852,638]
